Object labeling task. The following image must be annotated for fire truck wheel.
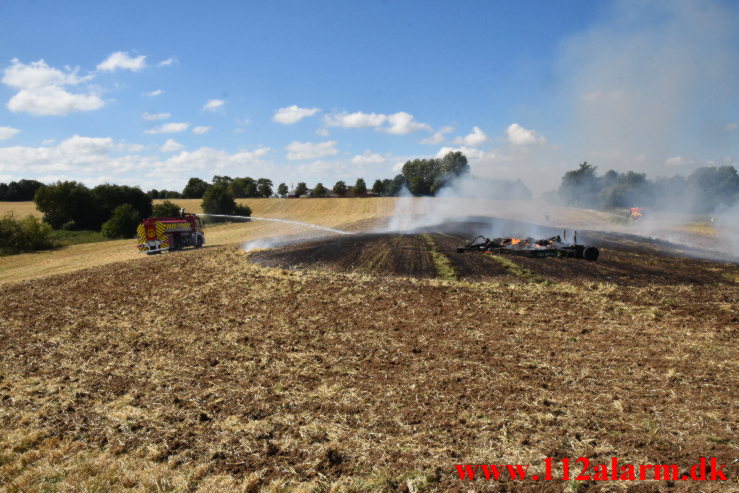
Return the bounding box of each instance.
[583,247,599,261]
[195,235,203,248]
[146,251,160,256]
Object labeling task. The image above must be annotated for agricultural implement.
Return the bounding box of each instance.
[456,233,600,261]
[136,211,205,255]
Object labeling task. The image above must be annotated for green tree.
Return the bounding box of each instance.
[294,182,308,197]
[257,178,273,197]
[399,152,469,196]
[212,175,233,186]
[390,174,406,196]
[277,183,289,197]
[439,151,470,176]
[182,177,209,198]
[312,183,327,197]
[687,166,739,212]
[371,179,383,195]
[91,184,152,228]
[230,177,254,198]
[332,180,347,196]
[402,158,438,196]
[34,181,96,229]
[162,190,181,198]
[152,200,182,217]
[101,204,141,239]
[353,178,367,195]
[201,184,252,218]
[1,179,44,201]
[558,162,601,207]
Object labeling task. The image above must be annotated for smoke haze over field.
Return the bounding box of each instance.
[457,0,739,194]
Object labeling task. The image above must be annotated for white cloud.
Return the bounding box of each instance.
[8,86,104,116]
[42,139,55,146]
[161,139,184,152]
[351,150,390,165]
[273,105,321,124]
[505,123,546,146]
[285,140,338,160]
[385,112,432,135]
[421,132,446,145]
[325,111,386,129]
[324,110,431,134]
[97,51,147,72]
[3,59,89,88]
[192,126,211,134]
[315,128,330,137]
[0,126,20,141]
[726,122,738,131]
[158,57,176,67]
[454,126,488,146]
[0,136,272,189]
[58,135,115,156]
[141,111,170,121]
[664,156,690,167]
[148,147,272,183]
[143,89,163,97]
[436,145,488,160]
[145,122,189,134]
[420,126,454,145]
[202,99,224,111]
[2,59,103,116]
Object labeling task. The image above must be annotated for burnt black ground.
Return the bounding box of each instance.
[249,219,739,286]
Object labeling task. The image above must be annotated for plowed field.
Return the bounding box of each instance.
[251,220,739,287]
[1,219,737,492]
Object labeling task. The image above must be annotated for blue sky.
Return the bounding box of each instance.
[1,0,737,193]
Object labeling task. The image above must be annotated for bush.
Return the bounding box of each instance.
[235,204,252,217]
[201,184,252,221]
[101,204,141,239]
[91,184,152,228]
[152,200,182,217]
[0,213,56,254]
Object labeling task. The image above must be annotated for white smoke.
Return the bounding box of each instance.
[380,175,556,240]
[714,202,739,260]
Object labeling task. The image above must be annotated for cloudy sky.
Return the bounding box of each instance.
[1,0,738,194]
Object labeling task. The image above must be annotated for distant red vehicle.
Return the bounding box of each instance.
[629,207,645,220]
[136,211,205,255]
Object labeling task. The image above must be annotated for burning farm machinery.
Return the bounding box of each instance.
[136,210,205,255]
[457,233,600,261]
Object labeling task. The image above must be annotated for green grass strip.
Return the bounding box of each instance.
[422,234,458,281]
[363,246,390,273]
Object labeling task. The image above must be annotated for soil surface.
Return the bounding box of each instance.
[1,219,737,491]
[250,219,739,287]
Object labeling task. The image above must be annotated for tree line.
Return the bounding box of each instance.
[556,162,739,213]
[0,179,44,201]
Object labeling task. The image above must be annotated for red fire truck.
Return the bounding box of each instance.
[136,211,205,254]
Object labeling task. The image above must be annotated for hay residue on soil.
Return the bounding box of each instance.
[1,222,737,491]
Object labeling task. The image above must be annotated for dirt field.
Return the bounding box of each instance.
[1,213,737,491]
[0,199,398,285]
[251,221,739,287]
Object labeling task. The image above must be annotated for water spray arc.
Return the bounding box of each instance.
[196,214,355,235]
